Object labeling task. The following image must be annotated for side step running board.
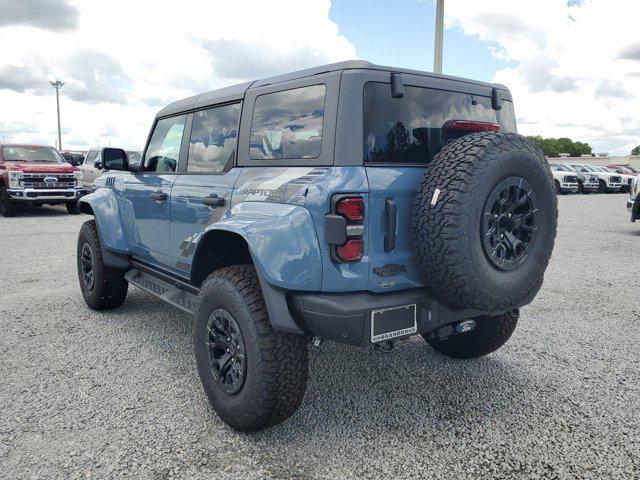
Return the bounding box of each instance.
[125,268,197,314]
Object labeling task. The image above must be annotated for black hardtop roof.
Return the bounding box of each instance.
[156,60,509,118]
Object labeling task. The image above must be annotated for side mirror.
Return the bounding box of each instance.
[102,148,129,171]
[93,159,102,169]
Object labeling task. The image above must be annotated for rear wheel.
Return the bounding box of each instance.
[413,132,557,312]
[0,186,17,217]
[194,265,308,432]
[424,311,519,359]
[77,220,128,310]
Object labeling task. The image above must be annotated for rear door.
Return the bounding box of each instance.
[123,114,187,268]
[362,77,515,293]
[169,103,242,276]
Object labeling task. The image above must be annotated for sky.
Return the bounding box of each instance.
[0,0,638,155]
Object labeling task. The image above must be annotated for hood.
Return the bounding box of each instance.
[0,162,76,173]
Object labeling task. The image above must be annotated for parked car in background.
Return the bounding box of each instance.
[0,143,83,216]
[568,164,624,193]
[78,148,141,192]
[549,164,579,193]
[552,163,598,193]
[599,166,634,192]
[627,174,640,222]
[60,150,86,166]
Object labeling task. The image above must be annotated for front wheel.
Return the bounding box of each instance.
[77,220,128,310]
[598,180,607,193]
[0,186,17,217]
[194,265,308,432]
[424,311,519,359]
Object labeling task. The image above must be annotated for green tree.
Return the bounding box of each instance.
[632,145,640,156]
[526,135,592,158]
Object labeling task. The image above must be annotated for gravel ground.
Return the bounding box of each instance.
[1,193,639,480]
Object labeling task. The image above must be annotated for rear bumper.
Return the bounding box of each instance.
[7,187,83,202]
[288,289,521,346]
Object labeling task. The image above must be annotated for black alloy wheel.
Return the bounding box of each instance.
[481,176,538,272]
[80,242,95,290]
[206,308,246,395]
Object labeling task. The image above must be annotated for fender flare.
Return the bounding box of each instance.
[200,202,323,291]
[78,189,130,269]
[194,202,323,334]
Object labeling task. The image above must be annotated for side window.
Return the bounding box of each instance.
[143,115,186,173]
[85,150,96,165]
[187,103,241,173]
[95,150,101,165]
[250,84,325,160]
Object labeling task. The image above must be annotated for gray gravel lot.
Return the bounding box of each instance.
[1,193,639,479]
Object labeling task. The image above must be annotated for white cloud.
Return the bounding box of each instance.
[445,0,640,154]
[0,0,355,150]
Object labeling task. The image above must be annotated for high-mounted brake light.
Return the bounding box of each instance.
[336,239,364,263]
[336,197,365,221]
[449,120,501,132]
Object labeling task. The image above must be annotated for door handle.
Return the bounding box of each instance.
[384,198,396,252]
[150,191,168,201]
[201,194,225,207]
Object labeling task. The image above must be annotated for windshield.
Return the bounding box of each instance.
[2,146,64,163]
[617,166,633,173]
[551,164,571,172]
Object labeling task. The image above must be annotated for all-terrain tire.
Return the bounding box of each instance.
[194,265,308,432]
[412,132,557,311]
[424,311,518,359]
[0,185,17,217]
[77,220,128,310]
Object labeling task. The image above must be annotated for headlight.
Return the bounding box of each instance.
[4,171,23,189]
[74,170,83,186]
[563,175,574,183]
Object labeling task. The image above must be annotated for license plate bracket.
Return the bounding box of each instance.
[371,304,417,343]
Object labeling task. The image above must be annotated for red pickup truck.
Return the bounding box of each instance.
[0,143,83,217]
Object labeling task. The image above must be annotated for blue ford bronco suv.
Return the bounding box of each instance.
[76,61,557,432]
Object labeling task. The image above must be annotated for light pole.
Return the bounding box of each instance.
[49,80,64,150]
[434,0,444,74]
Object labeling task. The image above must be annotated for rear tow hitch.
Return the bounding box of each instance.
[374,340,395,353]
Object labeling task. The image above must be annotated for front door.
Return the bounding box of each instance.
[123,114,187,268]
[169,103,242,276]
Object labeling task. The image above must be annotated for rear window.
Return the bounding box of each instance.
[363,82,515,164]
[250,84,325,160]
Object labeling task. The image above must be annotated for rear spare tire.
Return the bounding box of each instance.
[412,132,557,311]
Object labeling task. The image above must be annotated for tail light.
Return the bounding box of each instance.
[336,239,364,262]
[336,197,365,221]
[325,195,365,263]
[448,120,501,132]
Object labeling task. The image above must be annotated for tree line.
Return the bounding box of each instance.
[526,136,592,158]
[527,135,640,157]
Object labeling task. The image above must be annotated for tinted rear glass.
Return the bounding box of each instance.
[363,82,515,164]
